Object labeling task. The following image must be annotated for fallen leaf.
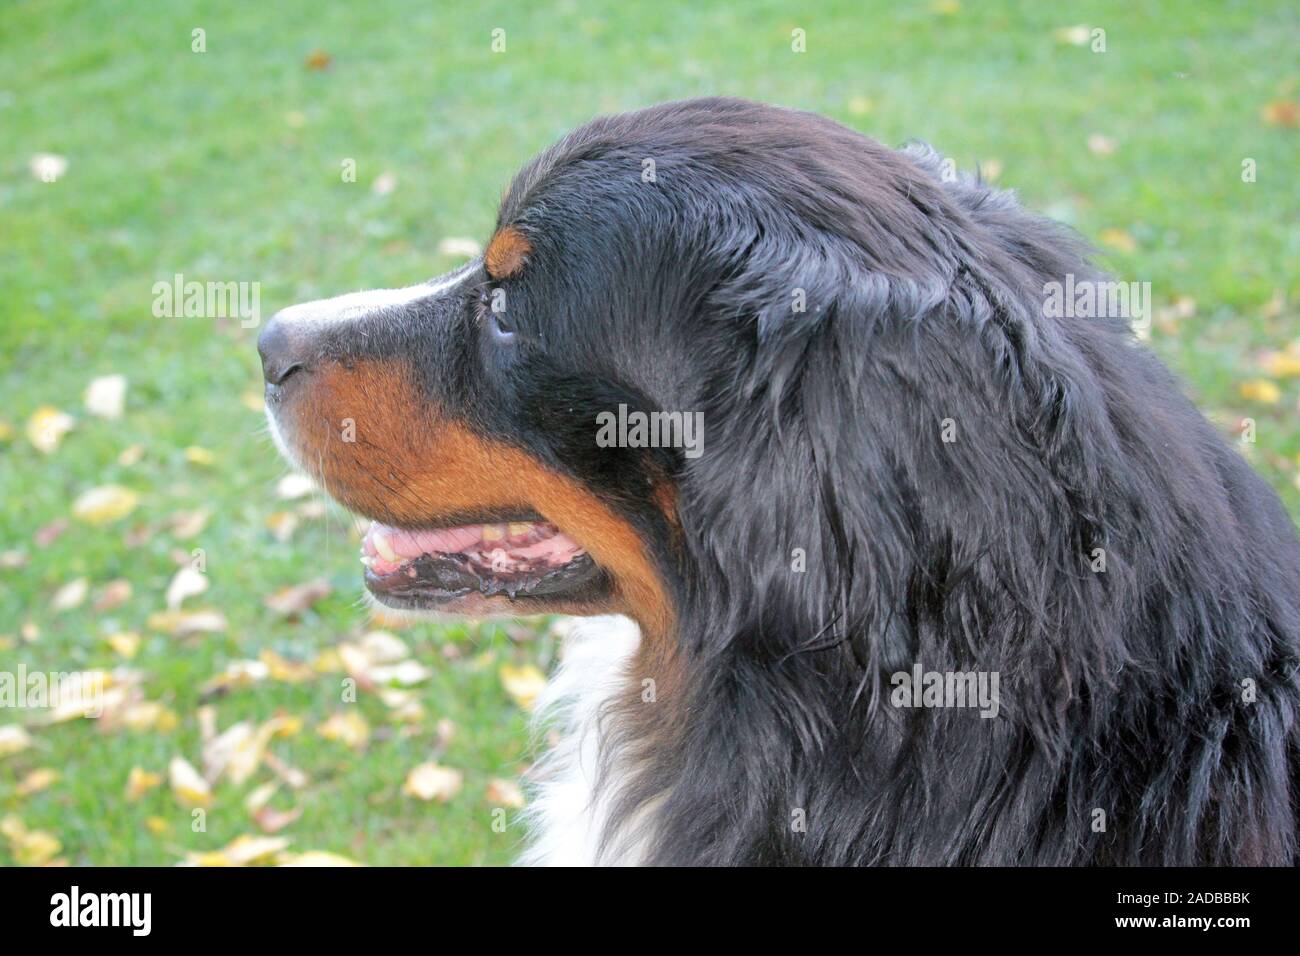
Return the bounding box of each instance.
[117,443,144,466]
[317,710,370,749]
[73,485,139,525]
[0,725,33,758]
[185,834,290,867]
[278,851,362,867]
[252,803,302,834]
[276,474,316,500]
[402,762,463,802]
[1260,349,1300,378]
[92,579,132,611]
[51,577,89,612]
[258,650,314,684]
[847,95,873,116]
[165,566,208,610]
[1052,24,1091,46]
[34,519,68,547]
[184,445,216,466]
[16,768,58,796]
[169,508,211,539]
[1,815,61,865]
[264,578,331,617]
[105,631,142,659]
[436,237,482,258]
[265,510,299,542]
[147,608,228,636]
[1098,228,1138,253]
[169,756,213,807]
[26,406,73,453]
[1086,133,1117,156]
[28,153,68,182]
[499,663,547,710]
[199,659,269,695]
[84,374,127,419]
[144,816,169,835]
[125,766,162,801]
[305,49,332,70]
[1262,100,1300,127]
[1239,379,1282,404]
[0,549,27,569]
[485,777,526,809]
[264,752,309,789]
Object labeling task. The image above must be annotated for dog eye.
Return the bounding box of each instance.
[489,312,517,343]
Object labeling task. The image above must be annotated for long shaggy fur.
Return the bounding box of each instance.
[497,99,1300,865]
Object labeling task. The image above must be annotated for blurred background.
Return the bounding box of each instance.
[1,0,1297,865]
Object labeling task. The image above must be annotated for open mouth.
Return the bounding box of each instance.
[361,515,607,611]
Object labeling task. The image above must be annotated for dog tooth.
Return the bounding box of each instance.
[507,522,533,537]
[360,556,373,568]
[482,524,505,541]
[372,529,400,563]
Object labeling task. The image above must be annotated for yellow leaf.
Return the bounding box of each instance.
[402,762,463,802]
[73,485,139,525]
[169,756,212,807]
[26,406,74,453]
[1239,379,1282,404]
[499,663,547,710]
[16,768,58,796]
[147,608,227,636]
[259,649,314,683]
[0,725,33,758]
[1052,24,1091,46]
[105,631,142,659]
[184,445,216,466]
[1260,351,1300,379]
[126,766,163,801]
[117,443,144,466]
[317,710,370,749]
[169,508,211,539]
[12,827,61,866]
[278,851,363,867]
[1098,228,1137,253]
[265,511,299,542]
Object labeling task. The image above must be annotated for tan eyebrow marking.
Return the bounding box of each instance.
[484,225,532,279]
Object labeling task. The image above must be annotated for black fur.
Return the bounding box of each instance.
[489,98,1300,865]
[278,97,1300,864]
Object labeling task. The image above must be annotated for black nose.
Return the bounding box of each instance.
[257,313,309,387]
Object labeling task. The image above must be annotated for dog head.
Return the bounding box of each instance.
[258,97,1087,643]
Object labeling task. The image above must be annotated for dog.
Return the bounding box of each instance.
[259,97,1300,865]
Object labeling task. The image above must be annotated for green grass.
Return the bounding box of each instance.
[1,0,1297,865]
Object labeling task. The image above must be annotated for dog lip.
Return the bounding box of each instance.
[363,551,606,605]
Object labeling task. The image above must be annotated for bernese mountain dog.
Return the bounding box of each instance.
[259,98,1300,866]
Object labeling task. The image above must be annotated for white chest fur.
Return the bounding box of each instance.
[519,614,653,866]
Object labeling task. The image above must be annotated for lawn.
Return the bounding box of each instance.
[1,0,1297,865]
